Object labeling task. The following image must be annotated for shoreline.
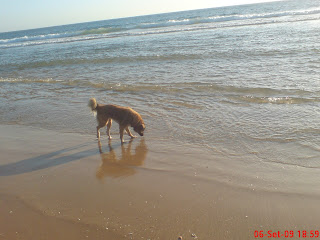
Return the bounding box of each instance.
[1,124,320,239]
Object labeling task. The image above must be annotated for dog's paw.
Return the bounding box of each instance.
[108,136,112,139]
[130,135,137,139]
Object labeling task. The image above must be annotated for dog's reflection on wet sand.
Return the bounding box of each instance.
[96,139,148,180]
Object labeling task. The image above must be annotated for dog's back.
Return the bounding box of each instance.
[96,104,138,126]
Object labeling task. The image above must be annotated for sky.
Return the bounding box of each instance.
[0,0,281,33]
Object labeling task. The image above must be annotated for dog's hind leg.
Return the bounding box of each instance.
[106,119,112,139]
[126,127,137,139]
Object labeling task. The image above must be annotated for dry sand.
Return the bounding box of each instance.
[1,124,320,240]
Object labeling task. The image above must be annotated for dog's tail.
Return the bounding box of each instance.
[88,98,97,112]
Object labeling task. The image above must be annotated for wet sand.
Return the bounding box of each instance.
[1,124,320,240]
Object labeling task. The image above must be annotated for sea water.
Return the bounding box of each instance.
[0,0,319,192]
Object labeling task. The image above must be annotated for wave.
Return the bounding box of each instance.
[208,7,320,23]
[236,95,320,104]
[0,77,189,93]
[0,27,124,47]
[2,77,319,105]
[2,53,201,70]
[78,27,124,35]
[139,6,320,29]
[0,32,73,44]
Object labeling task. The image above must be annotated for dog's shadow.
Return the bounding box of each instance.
[96,138,148,180]
[0,143,97,177]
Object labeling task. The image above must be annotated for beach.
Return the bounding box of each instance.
[1,124,320,240]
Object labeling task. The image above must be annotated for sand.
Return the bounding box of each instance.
[1,124,320,240]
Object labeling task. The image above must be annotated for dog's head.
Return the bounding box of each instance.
[134,123,145,136]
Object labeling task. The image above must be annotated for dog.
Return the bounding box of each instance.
[88,98,145,143]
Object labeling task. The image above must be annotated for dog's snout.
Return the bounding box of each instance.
[140,132,144,136]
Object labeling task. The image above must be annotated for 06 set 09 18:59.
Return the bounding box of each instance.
[254,230,319,238]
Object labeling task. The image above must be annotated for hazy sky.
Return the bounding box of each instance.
[0,0,281,33]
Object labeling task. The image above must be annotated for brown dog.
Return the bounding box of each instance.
[88,98,145,143]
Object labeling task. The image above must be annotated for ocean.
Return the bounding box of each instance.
[1,0,319,192]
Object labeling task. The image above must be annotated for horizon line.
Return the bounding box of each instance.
[0,0,283,34]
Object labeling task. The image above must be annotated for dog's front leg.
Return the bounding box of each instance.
[119,126,125,143]
[126,127,137,138]
[96,126,101,139]
[96,122,106,139]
